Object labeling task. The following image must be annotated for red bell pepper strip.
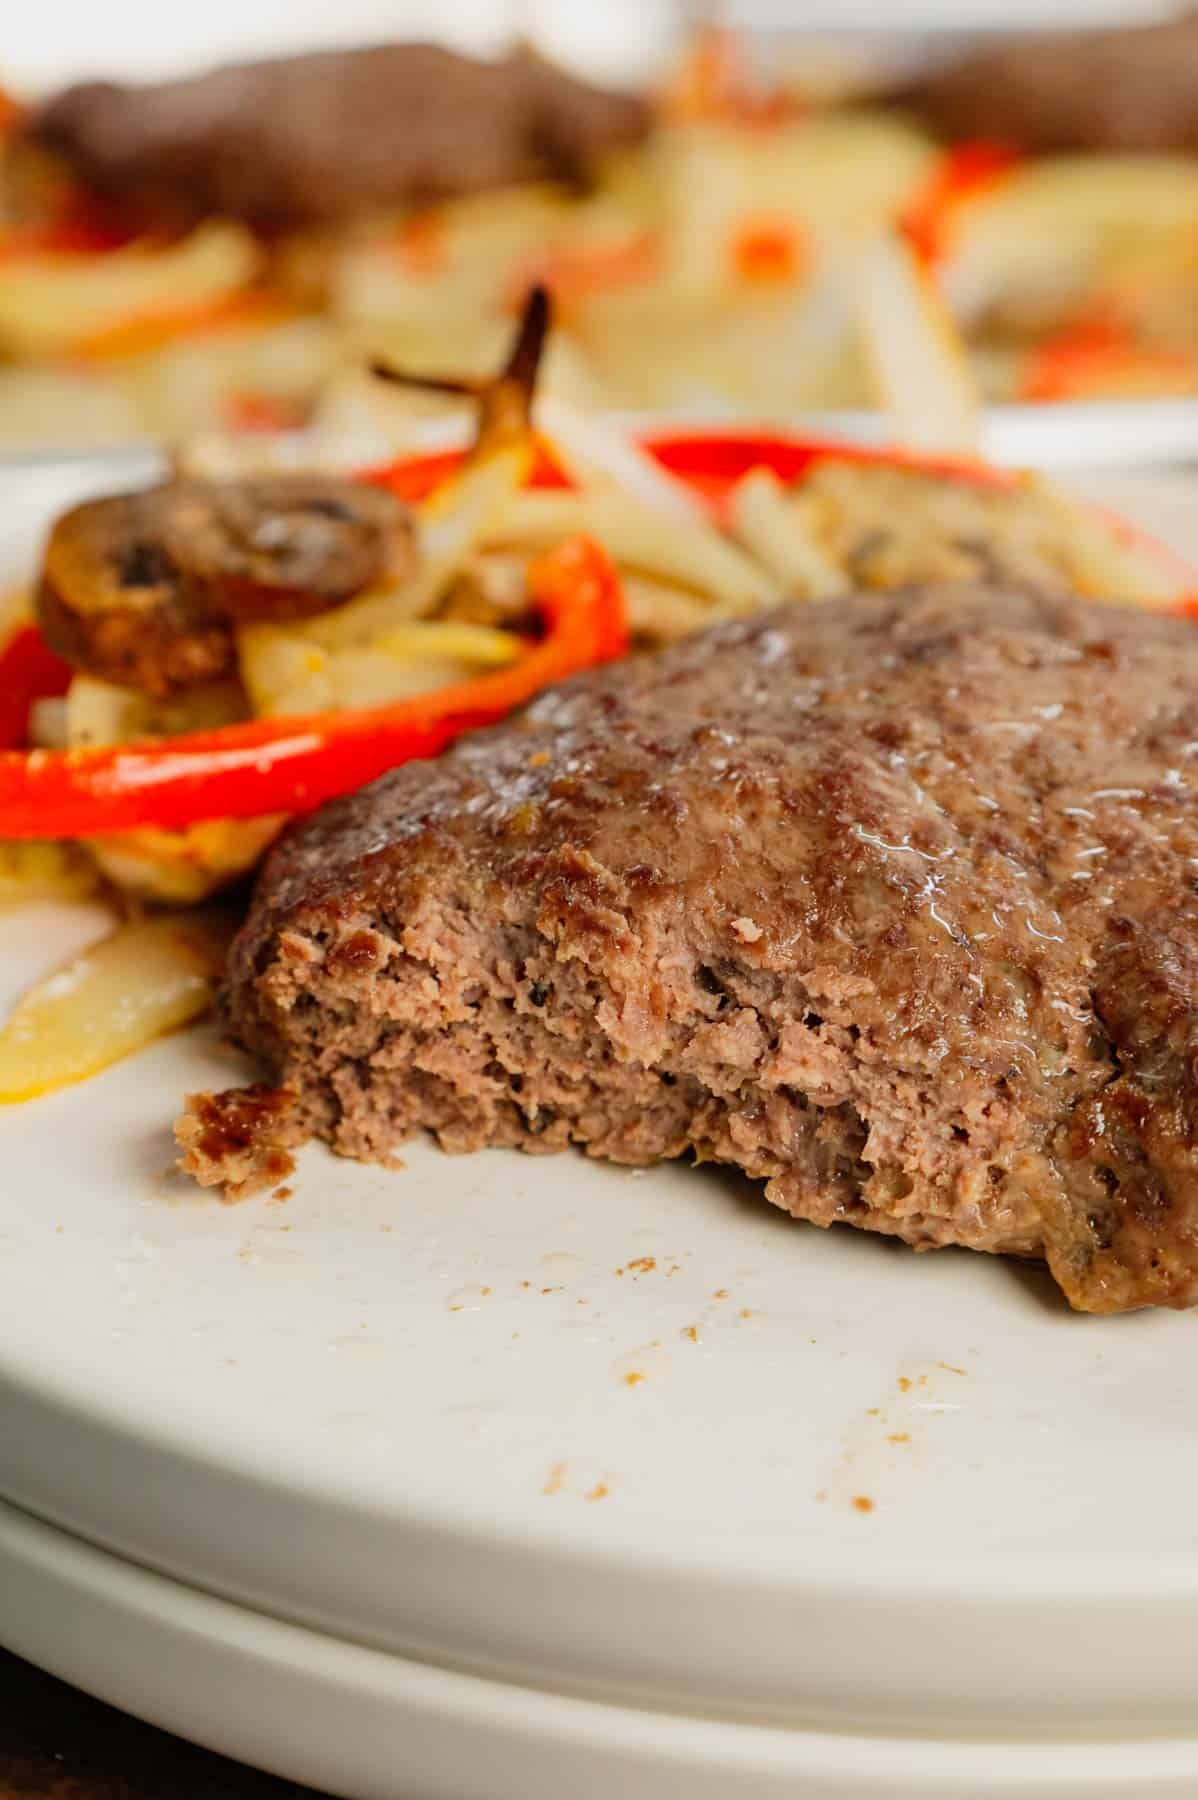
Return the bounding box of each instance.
[0,536,626,839]
[364,440,570,505]
[0,197,145,262]
[69,290,296,364]
[1019,319,1198,403]
[367,427,1196,600]
[0,219,131,260]
[365,430,1012,519]
[730,219,804,285]
[0,625,73,751]
[901,142,1021,269]
[638,428,1014,513]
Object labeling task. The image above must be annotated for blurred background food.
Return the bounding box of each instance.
[1,1,1197,448]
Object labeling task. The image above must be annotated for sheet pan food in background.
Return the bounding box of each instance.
[2,18,1198,447]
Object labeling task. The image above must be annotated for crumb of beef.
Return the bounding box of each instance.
[175,1084,302,1202]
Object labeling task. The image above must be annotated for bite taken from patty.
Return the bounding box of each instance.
[186,584,1198,1314]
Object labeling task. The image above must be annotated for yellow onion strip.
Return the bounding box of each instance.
[0,909,233,1103]
[853,232,981,456]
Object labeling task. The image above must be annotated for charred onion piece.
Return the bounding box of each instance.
[370,284,550,453]
[37,476,416,697]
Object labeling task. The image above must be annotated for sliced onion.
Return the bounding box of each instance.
[0,842,100,907]
[85,819,285,905]
[0,910,233,1104]
[293,441,533,653]
[374,620,520,666]
[495,490,777,613]
[1026,474,1183,611]
[853,232,980,456]
[236,625,331,715]
[940,156,1198,327]
[239,604,521,719]
[65,675,279,902]
[728,466,849,599]
[28,696,68,748]
[621,575,719,643]
[0,224,261,360]
[535,395,708,527]
[322,649,475,711]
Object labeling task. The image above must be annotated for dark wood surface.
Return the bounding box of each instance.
[0,1650,330,1799]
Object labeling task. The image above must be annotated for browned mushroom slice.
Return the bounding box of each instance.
[36,476,416,698]
[39,489,234,697]
[158,476,416,623]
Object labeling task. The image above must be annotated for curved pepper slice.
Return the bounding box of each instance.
[1019,318,1198,403]
[901,141,1021,269]
[0,535,626,839]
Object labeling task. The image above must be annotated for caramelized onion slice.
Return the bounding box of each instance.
[0,908,233,1103]
[0,841,101,907]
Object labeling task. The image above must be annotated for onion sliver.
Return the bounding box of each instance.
[0,841,100,907]
[0,909,233,1103]
[853,233,980,456]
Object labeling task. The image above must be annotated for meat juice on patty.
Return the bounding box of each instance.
[185,584,1198,1314]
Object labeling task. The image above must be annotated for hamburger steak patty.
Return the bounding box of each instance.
[895,12,1198,155]
[24,44,650,232]
[217,585,1198,1314]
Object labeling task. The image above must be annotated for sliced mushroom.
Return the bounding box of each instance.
[39,488,234,696]
[158,476,416,622]
[37,475,416,697]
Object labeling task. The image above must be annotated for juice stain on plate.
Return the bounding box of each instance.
[612,1342,672,1388]
[542,1459,616,1500]
[814,1362,969,1511]
[447,1283,493,1312]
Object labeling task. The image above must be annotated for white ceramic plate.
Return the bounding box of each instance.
[9,1498,1198,1800]
[4,462,1198,1797]
[9,395,1198,481]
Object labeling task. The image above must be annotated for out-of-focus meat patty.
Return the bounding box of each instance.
[213,584,1198,1314]
[23,44,651,233]
[896,13,1198,154]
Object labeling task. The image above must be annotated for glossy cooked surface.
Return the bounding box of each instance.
[227,586,1198,1312]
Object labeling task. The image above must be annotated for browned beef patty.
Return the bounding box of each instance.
[222,585,1198,1313]
[23,44,649,233]
[896,13,1198,154]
